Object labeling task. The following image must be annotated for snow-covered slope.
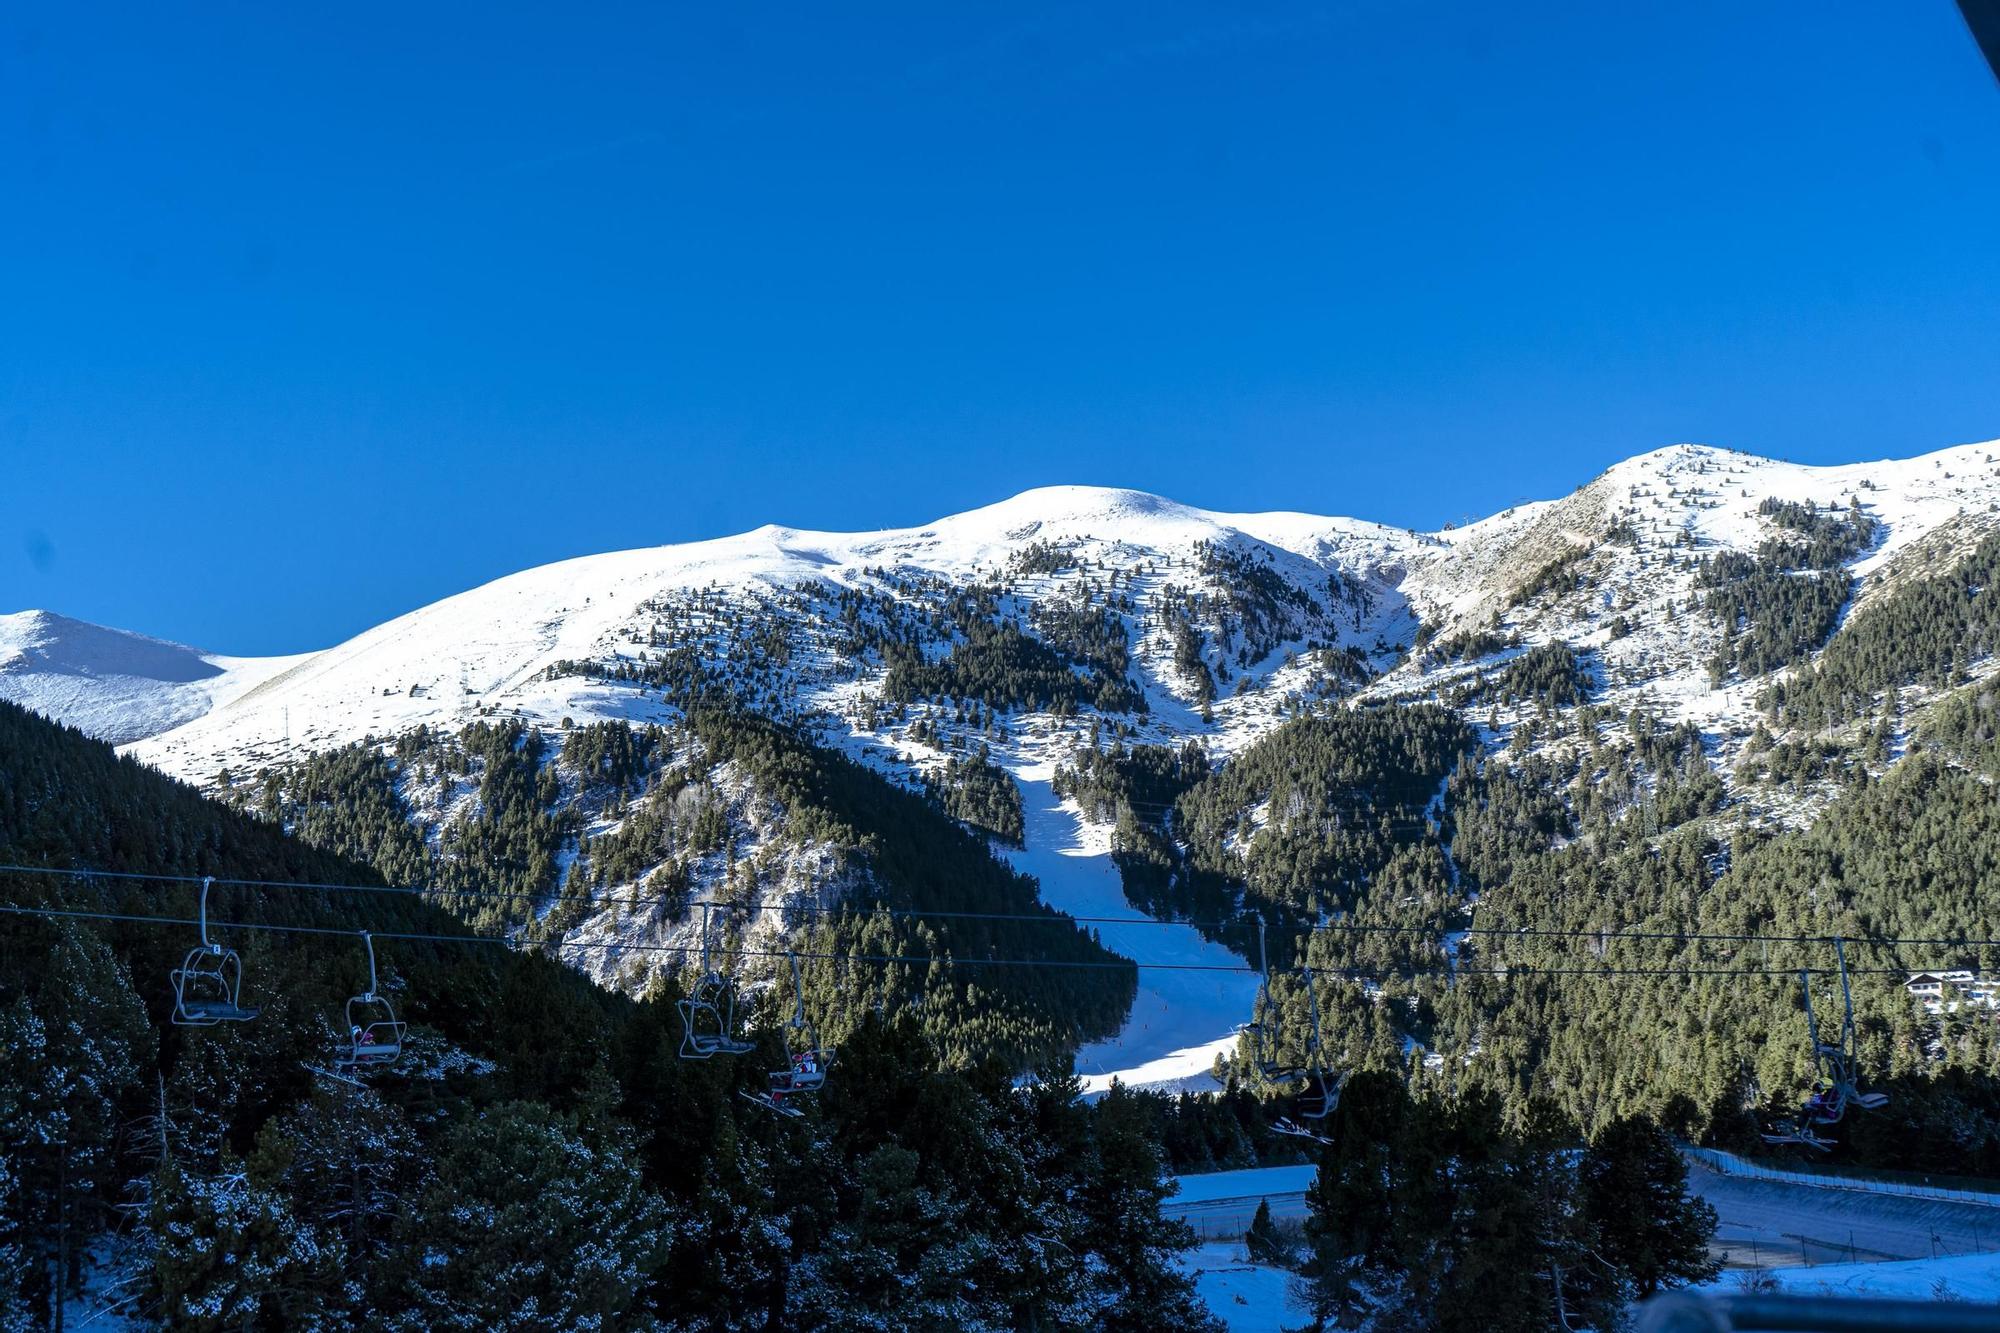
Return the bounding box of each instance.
[127,484,1424,776]
[0,610,308,745]
[1375,440,2000,768]
[103,442,1998,782]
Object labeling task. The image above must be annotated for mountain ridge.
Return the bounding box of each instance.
[7,435,1998,770]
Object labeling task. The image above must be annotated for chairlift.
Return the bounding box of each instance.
[1250,919,1346,1138]
[171,877,260,1026]
[1813,940,1889,1116]
[1292,964,1345,1123]
[1246,918,1292,1082]
[1272,1115,1334,1145]
[740,948,834,1118]
[679,903,755,1060]
[1758,1116,1835,1152]
[1762,941,1887,1148]
[332,932,405,1074]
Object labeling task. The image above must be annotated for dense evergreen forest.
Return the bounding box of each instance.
[0,701,1217,1331]
[1154,681,2000,1182]
[232,708,1132,1070]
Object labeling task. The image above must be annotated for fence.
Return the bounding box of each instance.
[1684,1147,2000,1210]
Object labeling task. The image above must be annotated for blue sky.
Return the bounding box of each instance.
[4,2,1997,654]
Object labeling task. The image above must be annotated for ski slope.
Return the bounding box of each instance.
[1178,1242,1300,1332]
[1004,765,1260,1092]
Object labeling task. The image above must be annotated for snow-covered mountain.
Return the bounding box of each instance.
[0,610,308,746]
[123,482,1426,776]
[12,437,2000,791]
[11,435,2000,1087]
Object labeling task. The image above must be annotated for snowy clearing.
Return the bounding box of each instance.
[1178,1241,1301,1333]
[1701,1249,2000,1302]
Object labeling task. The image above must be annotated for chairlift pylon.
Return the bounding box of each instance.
[170,877,259,1026]
[679,903,756,1060]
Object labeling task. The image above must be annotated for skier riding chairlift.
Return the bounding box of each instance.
[740,949,834,1118]
[1760,943,1888,1151]
[333,932,405,1073]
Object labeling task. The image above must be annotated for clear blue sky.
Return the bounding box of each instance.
[4,2,1997,654]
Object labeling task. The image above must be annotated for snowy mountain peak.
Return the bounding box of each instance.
[1,609,217,682]
[0,610,309,745]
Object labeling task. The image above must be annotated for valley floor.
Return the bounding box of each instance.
[1168,1156,2000,1328]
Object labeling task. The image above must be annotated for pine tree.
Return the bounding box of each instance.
[1581,1115,1720,1298]
[151,1157,348,1332]
[384,1103,672,1332]
[1245,1198,1283,1266]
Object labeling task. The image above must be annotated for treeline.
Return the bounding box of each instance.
[678,709,1135,1069]
[1405,717,2000,1165]
[238,721,582,936]
[1443,641,1592,713]
[0,700,1218,1332]
[235,708,1133,1070]
[1173,704,1476,940]
[1053,739,1212,920]
[1183,681,2000,1175]
[1293,1075,1717,1331]
[883,617,1145,716]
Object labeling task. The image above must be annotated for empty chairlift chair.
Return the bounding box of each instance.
[1249,920,1344,1145]
[679,904,756,1060]
[171,877,261,1026]
[1291,965,1345,1123]
[333,931,405,1074]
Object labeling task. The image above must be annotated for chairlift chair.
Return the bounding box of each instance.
[1271,1115,1334,1145]
[1292,965,1344,1123]
[679,904,756,1060]
[1248,919,1299,1083]
[333,932,405,1073]
[1759,1117,1835,1152]
[740,949,834,1117]
[1799,943,1889,1120]
[1762,943,1887,1148]
[1251,919,1347,1139]
[171,877,260,1026]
